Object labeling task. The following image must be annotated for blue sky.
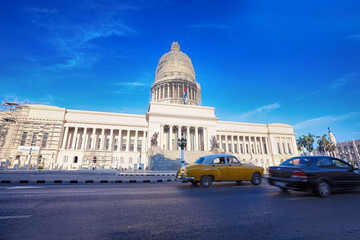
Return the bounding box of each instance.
[1,0,359,142]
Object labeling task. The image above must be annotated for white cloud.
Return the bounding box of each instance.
[347,34,360,40]
[189,23,229,30]
[234,102,280,121]
[330,72,358,90]
[294,112,360,130]
[295,90,320,101]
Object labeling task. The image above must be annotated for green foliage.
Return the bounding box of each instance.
[297,133,315,154]
[37,166,43,169]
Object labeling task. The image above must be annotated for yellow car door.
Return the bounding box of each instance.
[211,157,229,180]
[227,156,248,180]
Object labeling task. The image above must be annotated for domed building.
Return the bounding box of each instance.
[151,42,201,105]
[0,42,298,171]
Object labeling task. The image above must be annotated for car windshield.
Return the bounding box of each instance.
[195,157,205,164]
[280,157,312,167]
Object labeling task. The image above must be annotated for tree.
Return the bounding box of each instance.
[296,133,315,155]
[317,134,329,155]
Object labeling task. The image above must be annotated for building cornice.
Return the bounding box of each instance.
[64,120,148,128]
[148,112,217,121]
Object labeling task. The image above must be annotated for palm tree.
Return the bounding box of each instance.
[317,134,329,155]
[305,133,315,155]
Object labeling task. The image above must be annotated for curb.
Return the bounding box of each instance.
[0,179,176,185]
[118,174,176,176]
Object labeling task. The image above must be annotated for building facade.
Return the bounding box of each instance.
[0,42,298,170]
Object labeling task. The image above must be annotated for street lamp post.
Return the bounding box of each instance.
[50,152,54,170]
[178,133,187,167]
[138,152,142,170]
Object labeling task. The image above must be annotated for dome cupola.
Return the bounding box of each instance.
[151,42,201,105]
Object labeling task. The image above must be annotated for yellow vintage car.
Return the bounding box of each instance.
[176,154,264,188]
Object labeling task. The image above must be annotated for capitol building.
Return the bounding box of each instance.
[0,42,298,170]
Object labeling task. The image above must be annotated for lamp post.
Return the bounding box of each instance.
[50,152,54,170]
[178,133,187,167]
[138,152,142,170]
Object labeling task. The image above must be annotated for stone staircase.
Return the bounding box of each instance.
[149,146,213,170]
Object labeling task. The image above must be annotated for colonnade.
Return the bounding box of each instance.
[60,126,147,153]
[159,125,207,151]
[152,81,198,103]
[217,135,270,155]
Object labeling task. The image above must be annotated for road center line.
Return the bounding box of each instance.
[0,215,32,220]
[7,186,46,190]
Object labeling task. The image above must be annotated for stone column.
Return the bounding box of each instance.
[177,126,181,150]
[100,128,105,150]
[61,126,69,150]
[91,128,97,149]
[160,125,164,150]
[237,136,240,153]
[134,130,138,152]
[126,130,130,152]
[109,129,114,151]
[187,126,190,151]
[225,135,228,152]
[81,128,88,150]
[195,127,199,151]
[117,129,122,152]
[204,128,208,151]
[72,127,78,150]
[218,135,222,151]
[169,125,173,150]
[231,135,234,153]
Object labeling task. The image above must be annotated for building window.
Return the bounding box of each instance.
[122,139,126,151]
[277,143,281,154]
[252,144,255,154]
[282,143,286,154]
[31,132,38,146]
[20,132,28,146]
[246,144,249,154]
[130,140,134,152]
[97,139,101,149]
[234,144,238,153]
[257,144,261,154]
[114,139,118,151]
[138,140,142,152]
[287,143,292,154]
[222,143,226,150]
[74,156,78,163]
[228,143,232,152]
[264,144,268,154]
[88,139,92,150]
[42,133,48,147]
[106,138,110,150]
[240,144,243,154]
[93,156,97,163]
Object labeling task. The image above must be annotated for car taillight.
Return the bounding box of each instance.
[292,170,308,178]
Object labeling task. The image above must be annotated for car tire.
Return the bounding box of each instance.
[250,172,262,185]
[190,181,199,185]
[317,180,331,198]
[236,180,243,184]
[200,176,213,188]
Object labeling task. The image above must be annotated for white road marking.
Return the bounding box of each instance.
[7,186,45,190]
[284,197,314,201]
[0,215,31,220]
[0,191,95,195]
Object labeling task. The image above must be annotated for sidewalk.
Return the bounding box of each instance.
[0,169,177,185]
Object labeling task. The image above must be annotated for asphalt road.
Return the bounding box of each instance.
[1,181,360,240]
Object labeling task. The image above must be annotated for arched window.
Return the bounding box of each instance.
[93,156,97,163]
[74,156,78,163]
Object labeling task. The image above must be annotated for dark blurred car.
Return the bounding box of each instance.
[267,156,360,198]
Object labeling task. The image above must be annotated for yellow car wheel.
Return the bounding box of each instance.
[200,176,213,188]
[250,172,262,185]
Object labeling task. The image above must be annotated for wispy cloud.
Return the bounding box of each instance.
[294,112,360,130]
[330,72,358,90]
[234,102,280,121]
[295,90,320,101]
[347,34,360,40]
[189,23,229,30]
[114,82,149,95]
[25,2,138,70]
